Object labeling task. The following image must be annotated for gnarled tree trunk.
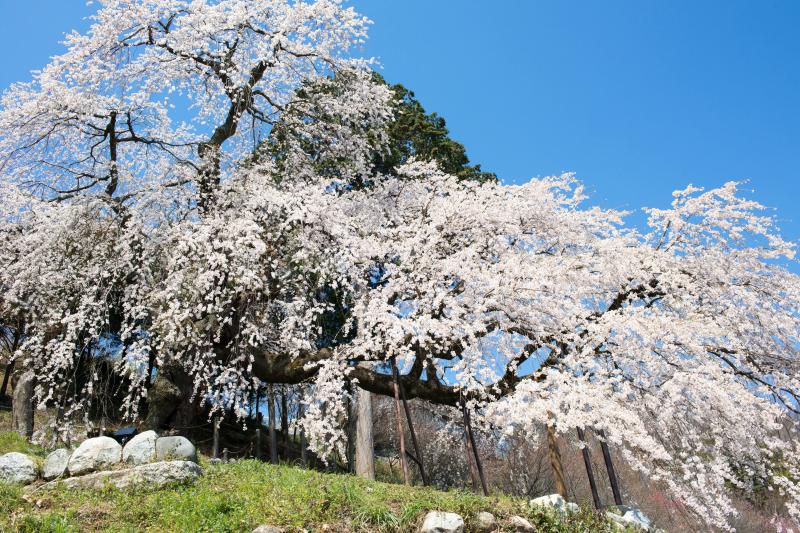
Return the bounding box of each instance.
[547,422,568,500]
[355,388,375,480]
[12,371,35,438]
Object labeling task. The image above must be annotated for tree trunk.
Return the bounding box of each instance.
[12,371,35,438]
[145,363,203,431]
[355,388,375,480]
[268,384,278,463]
[547,422,568,500]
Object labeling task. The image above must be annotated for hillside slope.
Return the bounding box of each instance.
[0,430,624,533]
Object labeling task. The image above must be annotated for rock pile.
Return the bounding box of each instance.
[0,432,202,491]
[413,493,660,533]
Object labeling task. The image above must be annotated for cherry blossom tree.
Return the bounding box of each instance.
[1,1,799,530]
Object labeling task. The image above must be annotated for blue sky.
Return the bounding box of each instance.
[1,0,798,247]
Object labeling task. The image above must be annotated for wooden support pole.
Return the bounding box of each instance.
[391,357,411,485]
[0,324,22,399]
[346,385,356,472]
[268,384,278,464]
[0,359,15,399]
[576,427,602,509]
[299,400,308,467]
[255,387,261,426]
[462,398,489,496]
[398,377,428,486]
[255,428,261,460]
[546,421,568,500]
[596,428,623,506]
[212,415,220,459]
[280,389,289,447]
[462,422,480,493]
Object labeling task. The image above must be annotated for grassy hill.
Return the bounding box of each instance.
[0,430,624,533]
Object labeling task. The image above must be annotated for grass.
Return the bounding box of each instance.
[0,431,46,459]
[0,455,625,533]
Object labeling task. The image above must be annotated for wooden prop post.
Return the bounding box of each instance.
[390,357,411,485]
[254,387,262,460]
[576,427,602,509]
[596,428,623,506]
[461,393,489,496]
[398,374,428,486]
[212,415,220,459]
[299,399,308,466]
[268,384,278,464]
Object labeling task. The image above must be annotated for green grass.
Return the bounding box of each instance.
[0,430,624,532]
[0,431,46,458]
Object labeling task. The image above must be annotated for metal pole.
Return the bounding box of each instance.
[391,357,411,485]
[576,427,602,509]
[596,428,623,506]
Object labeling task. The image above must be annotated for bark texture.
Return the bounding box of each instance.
[354,388,375,480]
[12,371,35,438]
[547,422,568,500]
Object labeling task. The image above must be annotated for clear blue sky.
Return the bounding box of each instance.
[1,1,799,245]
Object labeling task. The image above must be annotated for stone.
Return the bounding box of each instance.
[529,493,577,513]
[0,452,38,484]
[33,460,202,492]
[509,515,535,532]
[11,371,35,438]
[605,506,653,531]
[124,460,202,489]
[474,511,497,532]
[252,526,284,533]
[155,436,197,462]
[67,436,123,476]
[419,511,465,533]
[122,430,158,465]
[42,449,71,480]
